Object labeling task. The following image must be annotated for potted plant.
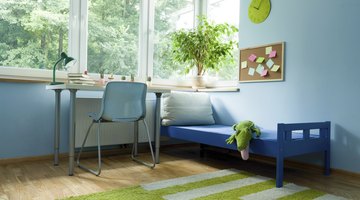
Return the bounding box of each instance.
[170,16,238,88]
[98,67,106,85]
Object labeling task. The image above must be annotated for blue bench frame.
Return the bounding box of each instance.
[161,121,331,187]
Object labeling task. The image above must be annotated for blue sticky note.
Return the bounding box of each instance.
[266,59,274,69]
[256,64,264,75]
[248,68,255,76]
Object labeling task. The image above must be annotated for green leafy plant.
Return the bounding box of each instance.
[99,67,106,79]
[170,16,238,76]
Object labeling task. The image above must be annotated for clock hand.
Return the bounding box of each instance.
[253,0,263,9]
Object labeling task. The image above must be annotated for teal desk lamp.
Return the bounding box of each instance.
[50,52,75,85]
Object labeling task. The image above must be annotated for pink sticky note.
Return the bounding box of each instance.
[261,69,268,77]
[248,54,257,62]
[269,50,277,58]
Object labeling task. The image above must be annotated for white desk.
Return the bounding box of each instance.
[46,83,186,175]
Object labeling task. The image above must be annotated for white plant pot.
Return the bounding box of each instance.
[192,76,206,89]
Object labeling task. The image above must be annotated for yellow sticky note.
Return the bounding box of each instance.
[271,65,280,72]
[241,61,248,69]
[266,46,272,55]
[256,57,265,63]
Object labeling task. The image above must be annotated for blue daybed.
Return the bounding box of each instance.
[161,121,331,188]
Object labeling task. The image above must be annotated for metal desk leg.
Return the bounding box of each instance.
[154,92,162,164]
[68,89,77,176]
[54,89,62,166]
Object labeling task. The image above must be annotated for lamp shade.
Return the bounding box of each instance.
[50,52,75,85]
[64,56,75,65]
[60,52,75,65]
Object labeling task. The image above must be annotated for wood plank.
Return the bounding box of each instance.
[0,147,359,200]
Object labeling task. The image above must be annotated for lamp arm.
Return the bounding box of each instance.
[52,58,64,83]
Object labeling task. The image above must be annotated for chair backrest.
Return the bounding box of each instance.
[99,81,147,122]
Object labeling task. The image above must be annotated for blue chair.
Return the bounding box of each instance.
[76,81,155,176]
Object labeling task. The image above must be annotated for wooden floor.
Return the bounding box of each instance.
[0,146,359,200]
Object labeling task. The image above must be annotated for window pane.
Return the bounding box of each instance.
[153,0,194,80]
[0,0,69,70]
[87,0,140,76]
[207,0,239,81]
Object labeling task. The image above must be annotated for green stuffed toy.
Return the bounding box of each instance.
[226,120,261,160]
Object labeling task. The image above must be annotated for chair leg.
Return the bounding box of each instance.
[76,122,94,165]
[131,120,155,169]
[77,121,102,176]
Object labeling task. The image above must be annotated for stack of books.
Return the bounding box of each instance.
[67,73,96,85]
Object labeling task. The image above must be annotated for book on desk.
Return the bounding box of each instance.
[68,73,96,85]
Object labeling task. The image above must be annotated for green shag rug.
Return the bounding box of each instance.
[65,169,346,200]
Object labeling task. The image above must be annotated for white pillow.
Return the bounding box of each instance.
[161,91,215,126]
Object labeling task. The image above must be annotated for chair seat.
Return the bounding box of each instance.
[112,117,142,122]
[89,112,141,123]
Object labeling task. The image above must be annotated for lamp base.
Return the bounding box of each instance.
[50,82,64,85]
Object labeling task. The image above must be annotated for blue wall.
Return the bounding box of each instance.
[212,0,360,173]
[1,0,360,174]
[0,82,70,158]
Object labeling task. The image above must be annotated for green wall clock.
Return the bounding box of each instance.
[248,0,271,24]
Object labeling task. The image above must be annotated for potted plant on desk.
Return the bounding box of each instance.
[170,16,238,88]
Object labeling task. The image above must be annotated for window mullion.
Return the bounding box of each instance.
[146,0,155,81]
[139,0,152,80]
[195,0,208,24]
[68,0,81,73]
[79,0,88,73]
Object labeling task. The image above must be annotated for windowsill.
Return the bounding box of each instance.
[0,68,239,92]
[75,85,239,99]
[197,87,239,92]
[0,78,239,92]
[148,84,239,92]
[0,67,67,83]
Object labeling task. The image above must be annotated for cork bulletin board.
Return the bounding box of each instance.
[239,42,285,82]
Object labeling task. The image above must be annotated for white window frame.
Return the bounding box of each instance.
[0,0,76,82]
[147,0,197,87]
[148,0,238,87]
[78,0,144,81]
[0,0,238,87]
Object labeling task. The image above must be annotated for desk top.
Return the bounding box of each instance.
[46,83,239,93]
[46,83,196,93]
